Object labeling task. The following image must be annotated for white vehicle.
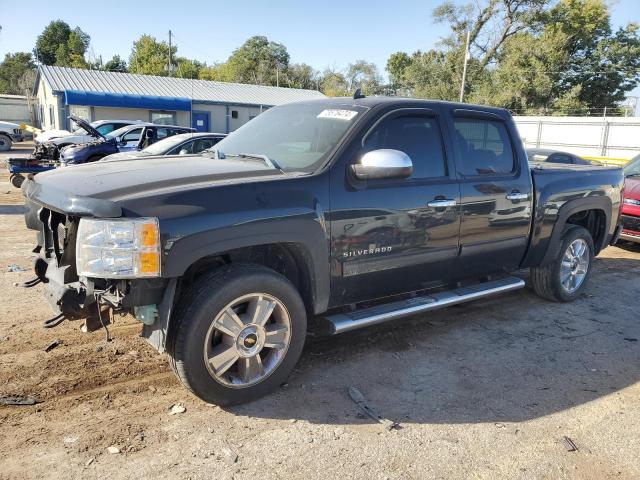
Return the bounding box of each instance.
[0,121,23,151]
[35,119,145,147]
[102,132,227,161]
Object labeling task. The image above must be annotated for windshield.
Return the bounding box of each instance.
[142,134,191,155]
[208,102,368,172]
[106,125,137,139]
[623,154,640,176]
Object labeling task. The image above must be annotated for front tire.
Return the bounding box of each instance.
[0,134,12,151]
[530,225,594,302]
[168,264,307,405]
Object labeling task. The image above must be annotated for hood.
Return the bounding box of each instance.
[29,155,283,206]
[68,115,104,140]
[101,151,147,162]
[624,177,640,200]
[0,121,20,130]
[60,139,110,157]
[35,128,72,143]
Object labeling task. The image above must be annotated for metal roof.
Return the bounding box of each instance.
[38,65,325,107]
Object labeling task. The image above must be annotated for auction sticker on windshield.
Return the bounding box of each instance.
[317,109,359,121]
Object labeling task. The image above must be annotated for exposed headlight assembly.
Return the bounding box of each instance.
[76,218,160,278]
[623,198,640,206]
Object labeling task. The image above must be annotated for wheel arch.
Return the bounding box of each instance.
[541,197,611,265]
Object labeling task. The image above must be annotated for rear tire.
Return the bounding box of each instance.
[530,225,594,302]
[168,264,307,405]
[0,134,12,151]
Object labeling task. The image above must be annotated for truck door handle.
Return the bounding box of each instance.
[427,199,457,208]
[506,191,529,201]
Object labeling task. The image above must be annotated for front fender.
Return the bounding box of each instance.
[162,211,330,314]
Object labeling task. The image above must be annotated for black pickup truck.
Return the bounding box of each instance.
[21,96,623,405]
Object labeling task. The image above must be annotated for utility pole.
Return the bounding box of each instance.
[459,30,471,103]
[168,29,173,77]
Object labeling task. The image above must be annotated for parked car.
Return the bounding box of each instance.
[59,120,195,165]
[526,148,592,165]
[101,132,227,161]
[35,118,145,147]
[619,154,640,243]
[0,121,24,151]
[21,96,623,405]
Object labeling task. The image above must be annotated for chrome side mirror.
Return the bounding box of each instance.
[352,149,413,180]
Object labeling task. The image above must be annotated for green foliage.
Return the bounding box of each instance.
[345,60,381,95]
[35,21,90,67]
[0,52,35,94]
[103,55,127,73]
[129,35,177,76]
[216,36,290,85]
[319,69,349,97]
[175,58,204,79]
[388,0,640,115]
[284,63,319,89]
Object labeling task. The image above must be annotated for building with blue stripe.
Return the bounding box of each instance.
[33,66,324,134]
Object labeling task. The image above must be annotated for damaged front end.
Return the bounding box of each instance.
[22,178,172,348]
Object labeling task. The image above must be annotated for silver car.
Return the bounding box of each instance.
[101,132,227,161]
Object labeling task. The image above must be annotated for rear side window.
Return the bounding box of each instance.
[364,115,446,179]
[453,118,515,176]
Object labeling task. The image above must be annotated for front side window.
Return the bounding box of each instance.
[122,128,142,142]
[453,118,515,176]
[363,115,447,179]
[193,137,218,153]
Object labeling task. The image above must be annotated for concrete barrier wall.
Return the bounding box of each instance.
[0,95,30,125]
[514,116,640,159]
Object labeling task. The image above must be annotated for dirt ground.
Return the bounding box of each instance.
[0,147,639,479]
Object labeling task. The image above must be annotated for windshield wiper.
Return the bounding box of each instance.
[213,151,282,171]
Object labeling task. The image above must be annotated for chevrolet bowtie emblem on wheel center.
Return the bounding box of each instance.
[244,334,257,347]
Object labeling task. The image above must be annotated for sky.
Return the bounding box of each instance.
[0,0,639,95]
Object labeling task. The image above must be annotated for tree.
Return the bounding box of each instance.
[103,55,128,72]
[432,0,549,69]
[222,36,290,85]
[319,68,349,96]
[542,0,640,110]
[0,52,35,95]
[129,34,176,76]
[34,21,90,67]
[388,0,640,113]
[284,63,319,89]
[175,58,203,79]
[386,52,412,91]
[345,60,381,94]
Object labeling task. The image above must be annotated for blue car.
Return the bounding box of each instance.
[59,117,194,165]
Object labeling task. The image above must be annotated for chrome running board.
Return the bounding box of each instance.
[323,276,525,334]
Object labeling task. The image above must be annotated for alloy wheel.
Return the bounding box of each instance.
[203,293,291,388]
[560,238,589,293]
